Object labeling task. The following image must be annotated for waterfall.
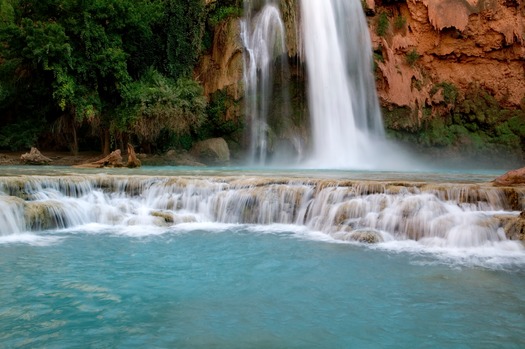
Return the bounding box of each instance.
[241,0,412,169]
[300,0,385,168]
[241,0,290,164]
[1,175,524,251]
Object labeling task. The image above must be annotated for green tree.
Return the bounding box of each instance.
[117,68,206,152]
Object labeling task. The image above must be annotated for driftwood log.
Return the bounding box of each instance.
[73,149,123,168]
[74,144,141,169]
[126,144,141,168]
[20,147,52,165]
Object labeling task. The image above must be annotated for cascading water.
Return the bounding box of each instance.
[241,0,290,164]
[300,0,386,168]
[1,175,524,254]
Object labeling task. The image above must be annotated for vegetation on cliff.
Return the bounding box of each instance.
[0,0,209,154]
[0,0,522,166]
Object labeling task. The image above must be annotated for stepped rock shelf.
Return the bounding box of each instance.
[0,172,523,246]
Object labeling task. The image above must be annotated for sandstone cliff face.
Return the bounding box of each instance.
[370,0,524,114]
[195,0,524,163]
[198,0,524,111]
[195,18,244,100]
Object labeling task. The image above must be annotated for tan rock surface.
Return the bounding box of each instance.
[371,0,525,116]
[195,18,244,99]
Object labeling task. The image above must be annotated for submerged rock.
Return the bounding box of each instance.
[20,147,52,165]
[497,212,525,241]
[336,229,384,244]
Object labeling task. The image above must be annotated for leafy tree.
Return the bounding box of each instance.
[117,68,206,151]
[0,0,211,154]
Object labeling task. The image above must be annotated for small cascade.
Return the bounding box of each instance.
[242,0,290,164]
[0,175,523,250]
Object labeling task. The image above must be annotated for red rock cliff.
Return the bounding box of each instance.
[369,0,524,113]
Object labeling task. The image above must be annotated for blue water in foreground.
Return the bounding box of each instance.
[1,224,524,348]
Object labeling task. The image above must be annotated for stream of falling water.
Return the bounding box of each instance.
[301,0,388,168]
[242,0,414,169]
[242,0,290,164]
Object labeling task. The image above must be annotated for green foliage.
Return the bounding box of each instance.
[405,49,420,67]
[162,0,205,80]
[376,12,389,37]
[118,68,206,144]
[201,89,242,140]
[0,0,15,24]
[394,15,406,31]
[0,118,45,150]
[0,0,212,152]
[431,82,459,105]
[208,6,242,27]
[386,85,525,160]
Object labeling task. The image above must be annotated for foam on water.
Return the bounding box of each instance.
[0,173,523,269]
[0,233,62,246]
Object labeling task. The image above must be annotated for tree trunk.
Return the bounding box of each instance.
[103,129,110,155]
[71,125,78,156]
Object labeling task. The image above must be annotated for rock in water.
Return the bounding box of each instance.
[20,147,52,165]
[493,167,525,186]
[190,138,230,165]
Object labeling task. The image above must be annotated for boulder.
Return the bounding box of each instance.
[190,138,230,165]
[496,213,525,241]
[20,147,52,165]
[493,167,525,186]
[336,229,384,244]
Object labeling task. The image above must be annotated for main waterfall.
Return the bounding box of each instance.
[243,0,392,168]
[301,0,385,168]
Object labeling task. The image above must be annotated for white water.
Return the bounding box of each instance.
[0,175,523,264]
[242,0,289,164]
[301,0,390,168]
[242,0,414,169]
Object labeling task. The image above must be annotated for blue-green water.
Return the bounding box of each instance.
[1,225,524,348]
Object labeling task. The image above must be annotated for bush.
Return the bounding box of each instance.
[394,15,406,31]
[0,119,46,151]
[405,49,420,67]
[376,13,389,37]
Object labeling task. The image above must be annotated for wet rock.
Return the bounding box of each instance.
[20,147,52,165]
[151,211,174,224]
[495,213,525,241]
[336,229,384,244]
[190,137,230,165]
[493,167,525,186]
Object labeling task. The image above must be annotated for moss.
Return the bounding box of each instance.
[405,49,420,67]
[376,12,390,37]
[207,4,242,27]
[384,84,525,163]
[394,15,407,31]
[431,82,459,105]
[200,89,243,142]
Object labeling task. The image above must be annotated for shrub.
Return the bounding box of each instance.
[405,49,420,67]
[394,15,406,31]
[376,13,389,37]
